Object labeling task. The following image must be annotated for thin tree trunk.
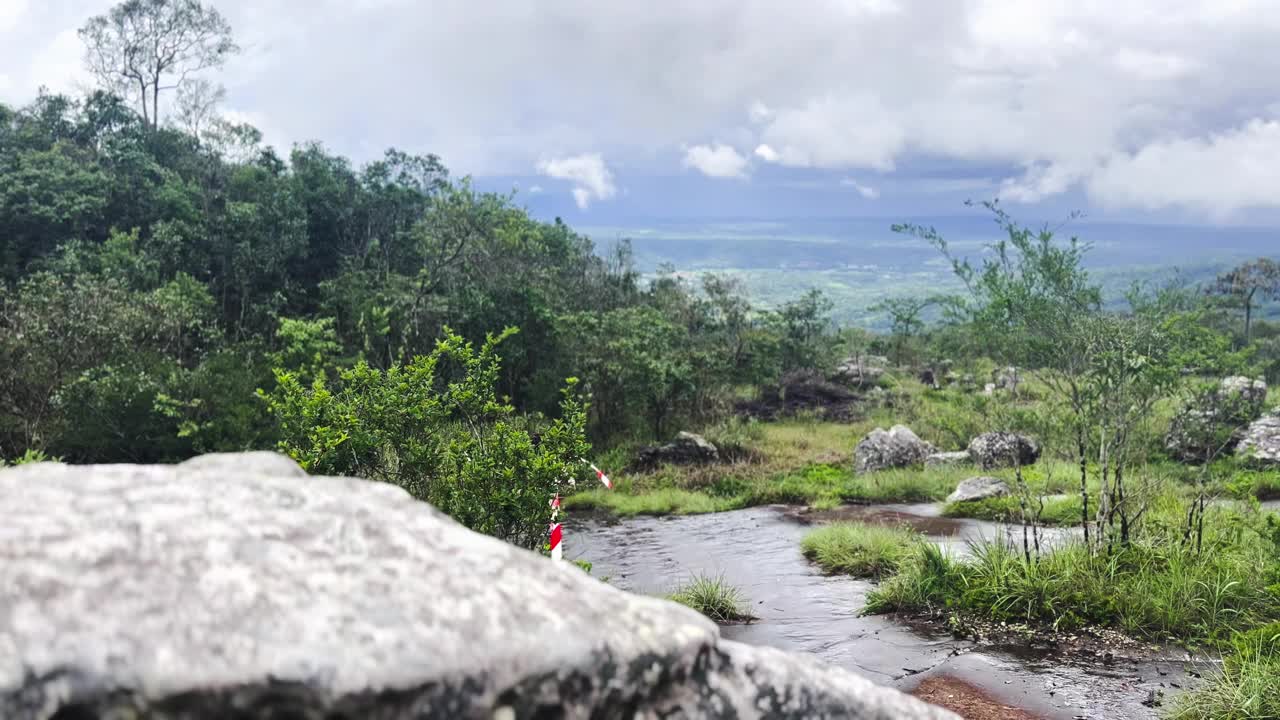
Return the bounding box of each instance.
[1077,422,1090,545]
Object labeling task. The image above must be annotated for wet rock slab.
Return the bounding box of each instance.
[0,454,954,720]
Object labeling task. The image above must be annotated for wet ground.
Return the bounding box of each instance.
[569,505,1208,720]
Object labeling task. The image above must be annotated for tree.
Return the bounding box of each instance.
[263,328,591,550]
[870,295,937,366]
[80,0,238,130]
[1208,258,1280,343]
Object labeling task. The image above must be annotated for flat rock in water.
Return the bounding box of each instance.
[947,476,1012,504]
[0,453,955,720]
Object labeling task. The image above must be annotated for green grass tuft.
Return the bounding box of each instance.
[801,522,921,577]
[942,494,1084,526]
[666,573,754,623]
[868,502,1280,644]
[1170,623,1280,720]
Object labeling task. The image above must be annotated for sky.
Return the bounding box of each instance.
[4,0,1280,226]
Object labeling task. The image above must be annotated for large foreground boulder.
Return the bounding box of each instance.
[634,431,720,470]
[0,453,955,720]
[967,432,1041,470]
[1167,376,1269,462]
[946,476,1011,504]
[855,425,935,473]
[1237,408,1280,467]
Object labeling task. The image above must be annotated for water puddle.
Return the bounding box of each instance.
[570,504,1203,719]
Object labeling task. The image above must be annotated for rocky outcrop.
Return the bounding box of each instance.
[1220,376,1268,416]
[967,432,1040,470]
[1167,376,1269,463]
[0,453,956,720]
[855,425,936,473]
[993,367,1020,392]
[946,476,1012,504]
[1236,408,1280,467]
[832,355,888,387]
[635,431,719,469]
[737,370,860,422]
[919,368,939,389]
[925,451,971,468]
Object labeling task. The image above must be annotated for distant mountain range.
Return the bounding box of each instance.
[580,217,1279,328]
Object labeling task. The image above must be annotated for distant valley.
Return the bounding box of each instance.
[585,216,1280,328]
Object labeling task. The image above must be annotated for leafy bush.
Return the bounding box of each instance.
[801,522,920,577]
[263,327,590,550]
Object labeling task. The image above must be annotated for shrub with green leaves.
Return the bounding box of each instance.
[263,327,591,550]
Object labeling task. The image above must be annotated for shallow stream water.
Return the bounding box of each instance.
[570,504,1211,720]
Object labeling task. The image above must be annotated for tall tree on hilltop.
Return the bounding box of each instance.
[80,0,238,131]
[1208,257,1280,343]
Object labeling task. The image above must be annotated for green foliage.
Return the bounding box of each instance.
[868,501,1280,644]
[801,522,921,577]
[942,494,1083,526]
[1171,623,1280,720]
[263,328,590,549]
[666,573,753,623]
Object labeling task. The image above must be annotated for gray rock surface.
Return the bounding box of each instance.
[0,453,956,720]
[947,476,1012,504]
[1237,408,1280,467]
[855,425,936,474]
[1220,376,1268,415]
[635,431,720,469]
[1166,376,1268,463]
[967,432,1041,470]
[831,355,886,387]
[925,451,971,468]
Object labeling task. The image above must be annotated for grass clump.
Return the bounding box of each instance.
[868,501,1280,644]
[667,573,754,623]
[841,466,964,503]
[1171,623,1280,720]
[942,494,1083,526]
[801,522,920,578]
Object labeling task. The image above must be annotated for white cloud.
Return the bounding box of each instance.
[5,0,1280,216]
[840,177,880,199]
[528,184,543,194]
[537,153,617,209]
[682,143,749,178]
[1000,162,1090,203]
[1088,119,1280,217]
[0,0,28,32]
[753,144,780,163]
[756,95,905,170]
[748,100,771,124]
[27,28,90,96]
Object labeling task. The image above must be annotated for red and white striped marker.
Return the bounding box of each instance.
[548,462,613,562]
[548,494,563,561]
[585,460,613,490]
